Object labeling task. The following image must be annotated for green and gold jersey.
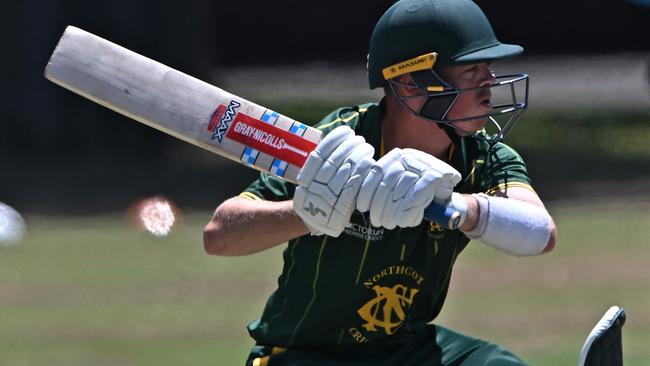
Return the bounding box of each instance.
[242,102,532,353]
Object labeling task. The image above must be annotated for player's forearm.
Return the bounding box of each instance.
[458,192,557,256]
[203,197,309,256]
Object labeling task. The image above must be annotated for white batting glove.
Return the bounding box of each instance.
[293,126,375,237]
[356,148,461,229]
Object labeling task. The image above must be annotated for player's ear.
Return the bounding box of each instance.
[388,74,422,97]
[395,74,415,87]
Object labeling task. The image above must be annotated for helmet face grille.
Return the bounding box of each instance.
[420,94,459,121]
[389,72,530,144]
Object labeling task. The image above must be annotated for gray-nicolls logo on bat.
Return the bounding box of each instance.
[304,202,326,217]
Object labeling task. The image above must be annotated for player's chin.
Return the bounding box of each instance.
[451,118,486,136]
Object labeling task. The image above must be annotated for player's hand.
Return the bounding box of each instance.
[356,148,461,229]
[293,126,375,237]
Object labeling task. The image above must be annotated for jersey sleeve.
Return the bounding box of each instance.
[478,142,533,195]
[241,172,295,201]
[311,105,366,134]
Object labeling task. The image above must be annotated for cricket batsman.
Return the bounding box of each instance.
[204,0,558,364]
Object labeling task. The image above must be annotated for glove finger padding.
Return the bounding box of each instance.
[396,205,423,228]
[357,147,462,229]
[297,125,354,187]
[367,150,407,227]
[294,126,375,237]
[392,171,420,201]
[356,168,382,212]
[399,170,442,211]
[402,148,461,186]
[380,191,403,229]
[355,148,401,214]
[315,135,365,184]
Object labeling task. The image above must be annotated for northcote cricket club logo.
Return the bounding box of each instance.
[357,284,419,335]
[348,265,425,343]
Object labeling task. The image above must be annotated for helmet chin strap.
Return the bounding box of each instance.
[439,122,461,147]
[438,118,502,151]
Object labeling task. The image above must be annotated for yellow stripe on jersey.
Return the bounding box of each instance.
[439,246,458,289]
[288,236,329,346]
[252,347,287,365]
[467,159,485,186]
[447,143,456,161]
[485,182,535,196]
[252,356,268,366]
[355,233,372,285]
[271,347,287,355]
[282,238,300,287]
[337,329,345,346]
[239,192,262,200]
[317,107,369,131]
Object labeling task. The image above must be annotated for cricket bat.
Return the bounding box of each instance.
[44,26,461,227]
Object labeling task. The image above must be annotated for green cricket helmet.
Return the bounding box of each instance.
[367,0,529,144]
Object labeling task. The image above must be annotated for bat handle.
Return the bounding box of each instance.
[423,199,464,230]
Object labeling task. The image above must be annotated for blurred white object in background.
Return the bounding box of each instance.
[130,196,179,237]
[0,202,26,246]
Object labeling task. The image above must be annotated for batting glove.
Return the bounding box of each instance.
[356,148,461,229]
[293,126,375,237]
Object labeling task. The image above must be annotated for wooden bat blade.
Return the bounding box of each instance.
[44,26,459,227]
[44,25,321,184]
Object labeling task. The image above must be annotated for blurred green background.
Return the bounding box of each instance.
[2,1,650,365]
[2,107,649,365]
[1,202,649,365]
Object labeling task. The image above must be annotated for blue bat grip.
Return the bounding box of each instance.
[423,201,462,229]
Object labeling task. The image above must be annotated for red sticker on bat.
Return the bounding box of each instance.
[226,113,317,167]
[207,104,226,132]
